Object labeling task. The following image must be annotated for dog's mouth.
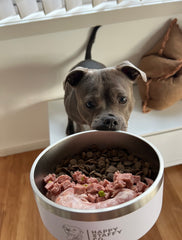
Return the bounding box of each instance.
[91,115,127,131]
[93,125,127,131]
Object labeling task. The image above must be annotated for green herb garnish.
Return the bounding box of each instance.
[98,190,105,197]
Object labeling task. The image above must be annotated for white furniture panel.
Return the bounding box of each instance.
[145,129,182,168]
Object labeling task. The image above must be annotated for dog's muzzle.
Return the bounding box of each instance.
[91,114,125,131]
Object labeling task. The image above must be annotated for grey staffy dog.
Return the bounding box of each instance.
[64,26,146,135]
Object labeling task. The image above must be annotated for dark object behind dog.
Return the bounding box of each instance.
[71,26,106,70]
[64,26,147,135]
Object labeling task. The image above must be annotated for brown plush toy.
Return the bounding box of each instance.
[137,18,182,113]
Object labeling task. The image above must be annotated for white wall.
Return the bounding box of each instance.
[0,11,182,156]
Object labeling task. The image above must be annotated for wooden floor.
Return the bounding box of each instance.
[0,149,182,240]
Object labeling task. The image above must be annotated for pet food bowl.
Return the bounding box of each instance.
[30,130,164,240]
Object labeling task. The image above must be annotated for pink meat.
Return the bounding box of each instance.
[145,177,153,187]
[56,175,71,184]
[61,179,74,191]
[87,193,97,203]
[114,173,134,188]
[74,184,86,194]
[86,183,105,194]
[44,173,56,183]
[136,181,147,192]
[72,171,88,184]
[53,187,137,210]
[45,181,54,190]
[44,171,153,210]
[87,177,99,184]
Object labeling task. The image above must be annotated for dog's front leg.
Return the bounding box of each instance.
[66,118,75,135]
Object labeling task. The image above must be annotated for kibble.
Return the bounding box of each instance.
[55,145,155,181]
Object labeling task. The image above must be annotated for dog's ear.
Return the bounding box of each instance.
[116,61,147,82]
[65,67,88,86]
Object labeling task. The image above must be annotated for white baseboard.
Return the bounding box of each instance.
[0,138,50,157]
[164,159,182,168]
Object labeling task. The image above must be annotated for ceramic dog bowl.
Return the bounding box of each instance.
[30,130,164,240]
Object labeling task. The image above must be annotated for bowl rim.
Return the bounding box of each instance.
[30,130,164,221]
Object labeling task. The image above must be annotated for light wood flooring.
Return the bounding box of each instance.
[0,149,182,240]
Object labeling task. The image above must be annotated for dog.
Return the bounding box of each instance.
[64,26,147,135]
[63,224,83,240]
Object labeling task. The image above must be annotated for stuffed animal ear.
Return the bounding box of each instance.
[116,61,147,82]
[65,67,88,86]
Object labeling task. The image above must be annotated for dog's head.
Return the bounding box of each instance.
[65,61,146,131]
[63,224,83,240]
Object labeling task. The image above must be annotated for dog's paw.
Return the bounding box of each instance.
[66,127,75,135]
[66,118,75,135]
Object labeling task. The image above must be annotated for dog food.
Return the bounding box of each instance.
[43,146,154,209]
[44,171,153,209]
[54,145,154,181]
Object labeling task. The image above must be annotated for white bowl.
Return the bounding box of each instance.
[30,130,164,240]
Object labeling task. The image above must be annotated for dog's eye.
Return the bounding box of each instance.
[118,96,127,104]
[86,101,95,109]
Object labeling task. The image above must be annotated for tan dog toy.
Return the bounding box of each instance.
[137,18,182,112]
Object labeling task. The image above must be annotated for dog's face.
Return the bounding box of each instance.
[63,224,83,240]
[64,61,146,131]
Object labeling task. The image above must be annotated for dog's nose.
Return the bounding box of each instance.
[103,115,118,130]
